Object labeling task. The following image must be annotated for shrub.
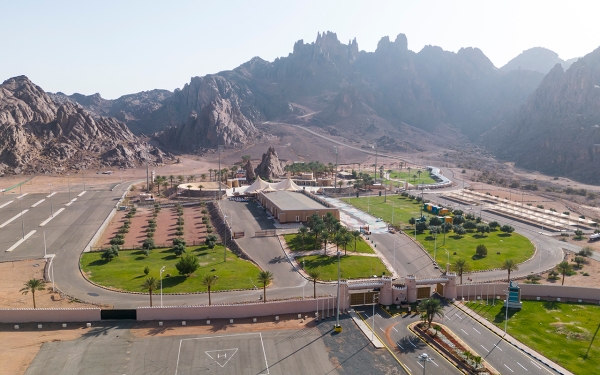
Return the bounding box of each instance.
[207,228,214,234]
[488,221,499,230]
[173,244,186,257]
[536,205,544,209]
[500,225,514,234]
[146,227,155,233]
[476,224,490,235]
[146,231,154,238]
[148,219,156,224]
[429,217,442,226]
[475,244,488,258]
[415,196,423,203]
[526,274,541,284]
[453,210,464,216]
[579,247,593,257]
[475,216,482,223]
[463,221,477,230]
[175,254,199,276]
[143,249,151,257]
[415,222,428,233]
[123,219,131,225]
[573,256,586,268]
[175,230,184,236]
[548,270,559,280]
[201,209,208,214]
[453,225,466,236]
[453,215,465,225]
[118,227,129,234]
[110,237,125,246]
[173,237,186,247]
[101,246,119,261]
[143,266,150,275]
[205,234,218,249]
[574,229,584,239]
[563,211,570,216]
[465,213,475,221]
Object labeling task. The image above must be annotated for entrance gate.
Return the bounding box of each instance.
[436,283,444,295]
[416,287,431,300]
[350,291,379,306]
[101,309,137,320]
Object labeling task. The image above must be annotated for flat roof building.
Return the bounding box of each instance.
[257,190,339,223]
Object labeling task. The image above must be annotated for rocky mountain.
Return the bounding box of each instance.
[49,89,173,135]
[485,46,600,183]
[254,147,284,180]
[0,76,168,174]
[500,47,578,75]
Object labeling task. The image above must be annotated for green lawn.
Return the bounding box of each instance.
[389,170,437,185]
[297,254,388,281]
[80,245,260,293]
[283,233,374,254]
[342,196,535,271]
[465,300,600,374]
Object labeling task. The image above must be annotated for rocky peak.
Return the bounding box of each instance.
[244,159,255,182]
[254,147,284,180]
[376,33,408,54]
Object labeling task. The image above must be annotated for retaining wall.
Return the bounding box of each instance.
[456,283,600,302]
[137,297,337,321]
[0,308,101,323]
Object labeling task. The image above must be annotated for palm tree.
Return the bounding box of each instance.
[412,174,417,185]
[298,226,309,250]
[221,168,228,182]
[407,166,412,178]
[198,184,204,196]
[451,259,470,284]
[162,181,169,193]
[417,298,444,328]
[307,269,320,299]
[201,174,207,181]
[169,175,174,189]
[201,274,219,305]
[208,169,213,181]
[187,184,193,198]
[352,230,361,252]
[337,180,343,193]
[502,259,519,281]
[20,278,46,309]
[141,276,159,307]
[555,261,573,285]
[343,232,353,255]
[417,169,422,182]
[320,229,329,255]
[257,271,274,302]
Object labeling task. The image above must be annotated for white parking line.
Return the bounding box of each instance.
[6,230,36,252]
[480,345,489,352]
[530,361,542,369]
[78,191,86,197]
[0,200,13,209]
[39,208,64,226]
[0,209,28,228]
[460,328,469,336]
[31,199,45,207]
[16,193,28,199]
[504,363,514,372]
[46,192,56,198]
[517,362,527,371]
[472,327,481,334]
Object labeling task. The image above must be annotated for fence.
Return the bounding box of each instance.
[0,308,101,323]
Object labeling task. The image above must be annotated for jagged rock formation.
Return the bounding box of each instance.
[500,47,578,75]
[0,76,168,174]
[244,159,255,182]
[485,46,600,183]
[254,147,284,180]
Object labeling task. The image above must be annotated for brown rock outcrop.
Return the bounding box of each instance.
[254,147,284,180]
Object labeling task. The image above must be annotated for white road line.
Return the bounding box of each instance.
[454,313,462,318]
[65,198,77,206]
[397,343,404,350]
[504,363,514,372]
[431,360,439,367]
[31,199,45,207]
[46,192,56,198]
[480,345,489,352]
[416,361,424,368]
[39,208,64,226]
[493,343,503,351]
[0,209,28,228]
[472,327,481,334]
[376,313,381,317]
[259,332,270,374]
[517,362,527,371]
[392,327,398,332]
[379,327,385,332]
[409,340,417,348]
[460,328,469,336]
[78,191,86,197]
[530,360,542,369]
[6,230,36,252]
[16,193,28,199]
[0,200,13,209]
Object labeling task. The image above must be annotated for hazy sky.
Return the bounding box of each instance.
[2,0,599,99]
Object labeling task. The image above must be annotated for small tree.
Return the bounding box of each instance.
[556,261,573,285]
[101,245,119,261]
[141,277,159,307]
[526,274,541,284]
[475,244,488,258]
[502,259,519,281]
[453,225,466,237]
[429,216,442,226]
[574,229,584,240]
[488,221,500,230]
[579,247,594,257]
[20,279,46,309]
[417,298,444,328]
[573,256,586,268]
[142,238,155,251]
[257,270,274,302]
[297,226,309,251]
[201,274,218,306]
[173,244,186,257]
[307,269,321,299]
[500,225,515,234]
[143,266,150,276]
[176,254,199,276]
[205,234,217,249]
[451,259,470,284]
[476,224,490,235]
[452,215,465,225]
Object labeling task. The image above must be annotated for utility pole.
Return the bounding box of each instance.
[333,146,338,196]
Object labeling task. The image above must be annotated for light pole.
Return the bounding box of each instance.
[372,293,378,341]
[223,214,229,262]
[43,231,47,257]
[433,231,438,264]
[217,145,224,201]
[416,353,433,375]
[48,184,53,216]
[335,251,342,330]
[18,197,24,239]
[445,250,450,266]
[160,266,166,307]
[504,288,510,335]
[44,254,56,293]
[82,168,86,191]
[334,146,338,195]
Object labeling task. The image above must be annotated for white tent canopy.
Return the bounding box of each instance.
[272,177,301,191]
[244,176,271,194]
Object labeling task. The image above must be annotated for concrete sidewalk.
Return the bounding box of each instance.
[349,309,385,348]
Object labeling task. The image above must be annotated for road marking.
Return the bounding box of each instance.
[392,327,398,332]
[31,199,45,207]
[0,209,29,228]
[259,332,270,374]
[472,327,481,334]
[65,198,77,206]
[6,230,36,252]
[205,348,238,367]
[416,361,424,368]
[16,193,28,199]
[376,313,381,317]
[431,360,439,367]
[493,343,503,351]
[530,361,542,369]
[516,362,527,371]
[504,363,514,372]
[460,328,469,336]
[0,200,13,209]
[39,208,65,226]
[480,345,489,352]
[47,192,56,198]
[397,343,404,350]
[408,340,417,348]
[379,327,385,332]
[78,191,86,197]
[454,313,462,318]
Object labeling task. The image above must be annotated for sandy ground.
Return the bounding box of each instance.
[0,315,315,375]
[538,251,600,287]
[0,259,95,309]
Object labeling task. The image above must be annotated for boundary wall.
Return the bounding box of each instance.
[0,308,101,323]
[456,283,600,303]
[137,297,336,321]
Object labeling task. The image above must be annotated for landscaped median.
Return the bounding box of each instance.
[80,245,260,293]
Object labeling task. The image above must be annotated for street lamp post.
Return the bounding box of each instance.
[372,293,378,341]
[335,251,342,330]
[44,254,56,293]
[416,353,434,375]
[49,185,53,217]
[392,201,394,225]
[18,197,24,239]
[504,288,510,335]
[160,266,166,307]
[393,240,400,275]
[445,250,450,266]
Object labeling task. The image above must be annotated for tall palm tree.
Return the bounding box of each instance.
[337,180,343,193]
[555,261,573,285]
[208,169,213,181]
[343,232,353,255]
[352,230,361,252]
[451,259,470,284]
[417,169,422,182]
[407,166,411,178]
[169,175,174,189]
[162,181,169,193]
[501,259,519,281]
[257,271,274,302]
[187,184,193,198]
[201,274,219,305]
[198,184,204,196]
[320,229,329,255]
[307,269,320,299]
[20,278,46,309]
[141,276,159,307]
[417,298,444,328]
[201,174,207,181]
[298,226,309,250]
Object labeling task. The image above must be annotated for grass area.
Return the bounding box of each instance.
[297,254,388,281]
[342,196,535,271]
[283,233,374,254]
[80,245,260,293]
[465,300,600,374]
[388,170,437,185]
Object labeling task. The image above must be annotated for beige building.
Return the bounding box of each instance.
[257,191,339,223]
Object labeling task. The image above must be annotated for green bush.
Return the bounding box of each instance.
[143,266,150,275]
[101,246,119,261]
[142,238,155,250]
[175,254,199,276]
[475,244,488,258]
